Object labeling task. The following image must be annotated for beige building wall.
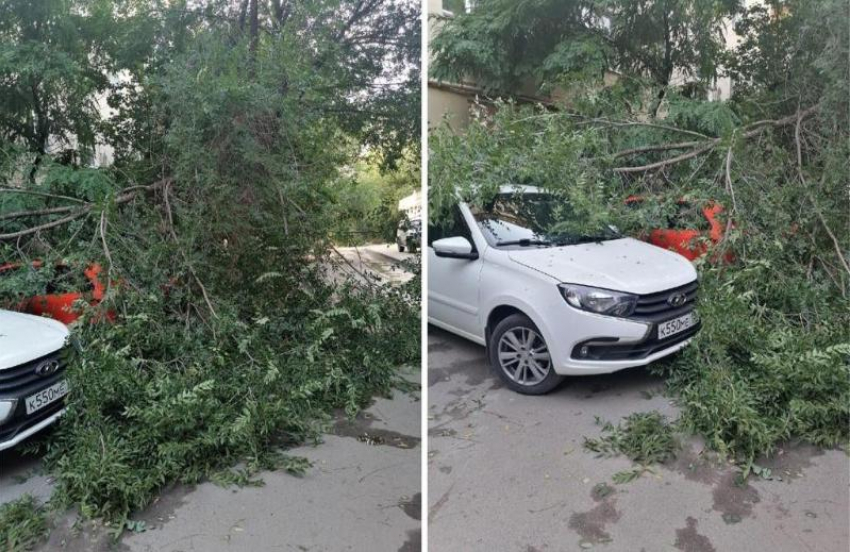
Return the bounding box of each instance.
[428,86,472,130]
[427,0,476,129]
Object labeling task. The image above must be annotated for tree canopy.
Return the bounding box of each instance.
[431,0,741,98]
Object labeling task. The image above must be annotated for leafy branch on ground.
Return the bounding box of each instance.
[0,495,48,552]
[584,412,680,484]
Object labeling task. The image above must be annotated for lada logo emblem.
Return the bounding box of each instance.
[667,293,687,307]
[34,360,60,377]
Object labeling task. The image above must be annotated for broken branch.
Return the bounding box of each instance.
[0,178,170,241]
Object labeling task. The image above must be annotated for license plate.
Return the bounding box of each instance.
[657,312,698,340]
[25,380,69,415]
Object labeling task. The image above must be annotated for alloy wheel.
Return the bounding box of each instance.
[497,327,551,386]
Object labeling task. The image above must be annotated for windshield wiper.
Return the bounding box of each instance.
[495,238,552,247]
[549,234,616,246]
[555,235,617,245]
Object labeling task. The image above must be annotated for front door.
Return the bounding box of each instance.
[427,205,484,342]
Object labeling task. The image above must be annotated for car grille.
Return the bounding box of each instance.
[631,280,699,321]
[0,349,68,395]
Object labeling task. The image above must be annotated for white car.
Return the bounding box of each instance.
[396,218,422,252]
[428,186,700,394]
[0,310,71,450]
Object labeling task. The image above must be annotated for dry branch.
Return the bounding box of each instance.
[0,204,80,222]
[163,180,219,319]
[793,110,850,278]
[612,139,704,159]
[611,104,820,173]
[0,178,169,241]
[613,140,718,173]
[0,207,92,240]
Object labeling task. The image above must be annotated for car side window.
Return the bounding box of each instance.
[428,205,475,248]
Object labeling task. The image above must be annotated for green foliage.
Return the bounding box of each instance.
[0,495,48,551]
[0,0,421,535]
[726,0,849,115]
[584,412,680,465]
[429,103,611,228]
[0,0,114,160]
[331,151,419,245]
[652,267,850,461]
[431,0,740,96]
[42,261,419,524]
[665,97,741,137]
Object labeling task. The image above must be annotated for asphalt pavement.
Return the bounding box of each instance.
[332,244,415,285]
[427,326,849,552]
[0,374,420,552]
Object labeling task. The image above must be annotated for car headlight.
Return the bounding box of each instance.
[0,399,16,424]
[558,284,637,318]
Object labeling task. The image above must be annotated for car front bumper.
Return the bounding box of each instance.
[540,301,701,376]
[0,350,69,451]
[0,406,65,451]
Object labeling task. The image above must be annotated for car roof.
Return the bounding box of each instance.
[498,184,542,194]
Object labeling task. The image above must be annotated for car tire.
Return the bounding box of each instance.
[397,243,405,252]
[488,313,563,395]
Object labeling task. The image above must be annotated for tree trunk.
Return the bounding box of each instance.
[249,0,259,55]
[238,0,249,31]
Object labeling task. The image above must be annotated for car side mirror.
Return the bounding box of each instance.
[433,237,478,260]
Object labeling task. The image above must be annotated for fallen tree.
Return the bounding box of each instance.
[0,0,421,534]
[430,0,849,466]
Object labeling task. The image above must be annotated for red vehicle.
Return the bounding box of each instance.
[625,196,732,262]
[0,261,111,325]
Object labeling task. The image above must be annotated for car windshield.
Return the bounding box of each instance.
[471,192,620,248]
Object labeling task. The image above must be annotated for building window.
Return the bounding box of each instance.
[442,0,472,15]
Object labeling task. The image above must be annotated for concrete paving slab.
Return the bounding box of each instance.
[427,327,849,552]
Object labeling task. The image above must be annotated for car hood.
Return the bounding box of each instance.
[507,237,697,294]
[0,310,69,370]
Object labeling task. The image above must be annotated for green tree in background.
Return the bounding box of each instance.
[431,0,740,106]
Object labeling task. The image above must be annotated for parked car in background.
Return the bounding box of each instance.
[428,186,701,395]
[0,261,111,325]
[0,310,71,450]
[396,218,421,253]
[625,196,731,262]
